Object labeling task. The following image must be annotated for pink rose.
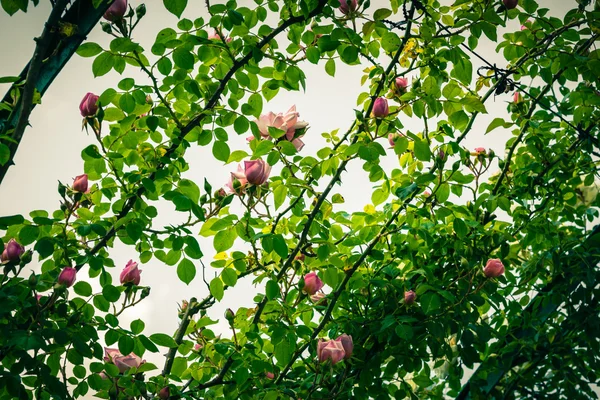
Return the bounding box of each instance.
[310,292,326,304]
[244,159,271,185]
[339,0,358,15]
[3,239,24,262]
[79,93,99,117]
[404,290,416,305]
[335,334,353,359]
[73,174,88,193]
[484,259,505,278]
[225,164,249,194]
[207,29,232,43]
[265,372,275,379]
[317,339,345,365]
[395,77,409,92]
[103,0,127,22]
[388,133,403,148]
[503,0,518,10]
[303,272,323,295]
[104,347,123,363]
[158,386,170,399]
[58,267,77,288]
[120,260,141,285]
[255,105,308,151]
[113,353,144,373]
[474,147,486,155]
[513,92,521,103]
[371,97,389,118]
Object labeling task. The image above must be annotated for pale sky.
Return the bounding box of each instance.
[0,0,585,397]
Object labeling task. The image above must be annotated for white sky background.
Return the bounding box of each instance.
[0,0,587,397]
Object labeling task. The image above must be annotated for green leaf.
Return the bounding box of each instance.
[214,229,237,252]
[0,214,24,228]
[92,52,114,77]
[272,234,288,258]
[149,333,178,348]
[247,93,263,118]
[266,280,280,300]
[413,139,431,162]
[173,48,194,70]
[102,285,121,302]
[76,42,103,58]
[209,277,224,301]
[73,282,92,297]
[18,225,39,246]
[1,0,27,15]
[381,32,400,52]
[163,0,188,17]
[437,183,450,203]
[118,335,134,356]
[212,141,230,162]
[453,218,468,239]
[273,185,287,210]
[485,117,513,134]
[0,143,10,166]
[325,59,336,77]
[221,268,238,287]
[177,258,196,285]
[420,292,441,315]
[130,319,145,335]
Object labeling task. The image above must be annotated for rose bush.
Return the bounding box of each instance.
[0,0,599,399]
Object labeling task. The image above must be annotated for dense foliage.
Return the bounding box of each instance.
[1,0,600,399]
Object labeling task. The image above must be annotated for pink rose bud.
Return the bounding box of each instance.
[36,294,42,303]
[244,159,271,185]
[484,258,505,278]
[4,239,24,261]
[317,339,346,365]
[295,253,306,262]
[158,386,170,400]
[194,343,203,351]
[103,0,128,22]
[119,260,141,285]
[371,97,389,118]
[58,267,77,287]
[303,272,324,295]
[339,0,358,15]
[113,353,144,373]
[265,372,275,379]
[404,290,416,305]
[79,92,99,117]
[395,77,409,92]
[388,133,398,147]
[503,0,518,9]
[474,147,486,155]
[423,190,431,197]
[181,300,188,311]
[98,372,109,380]
[513,92,521,103]
[73,174,88,193]
[438,150,446,160]
[335,334,353,359]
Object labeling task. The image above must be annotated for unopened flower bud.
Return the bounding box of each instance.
[58,267,77,288]
[371,97,389,118]
[224,308,235,323]
[404,290,416,305]
[484,258,505,278]
[158,386,170,400]
[135,3,146,19]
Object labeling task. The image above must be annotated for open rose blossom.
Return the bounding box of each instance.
[244,159,271,185]
[58,267,77,287]
[317,339,346,365]
[255,105,308,152]
[371,97,389,118]
[207,29,232,43]
[484,259,505,278]
[120,260,141,285]
[335,334,353,359]
[103,347,145,373]
[303,272,324,295]
[225,164,249,194]
[79,93,99,117]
